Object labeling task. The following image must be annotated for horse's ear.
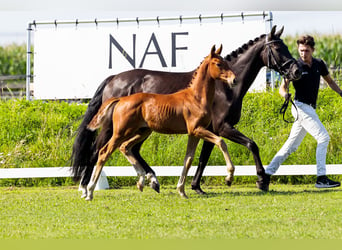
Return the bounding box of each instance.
[210,45,216,58]
[215,44,223,55]
[268,25,277,40]
[275,26,284,38]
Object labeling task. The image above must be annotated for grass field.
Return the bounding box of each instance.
[1,184,342,240]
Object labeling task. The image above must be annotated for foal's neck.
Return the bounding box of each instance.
[189,60,216,106]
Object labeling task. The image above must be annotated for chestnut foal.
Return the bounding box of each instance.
[85,45,236,200]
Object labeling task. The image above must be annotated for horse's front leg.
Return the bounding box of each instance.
[217,124,269,191]
[192,126,235,188]
[191,140,215,195]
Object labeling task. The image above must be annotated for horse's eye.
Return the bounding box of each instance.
[217,63,221,67]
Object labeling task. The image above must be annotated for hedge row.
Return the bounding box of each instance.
[1,88,342,187]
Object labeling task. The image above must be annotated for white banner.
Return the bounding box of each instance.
[33,19,267,99]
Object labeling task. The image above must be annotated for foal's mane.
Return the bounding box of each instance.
[224,34,266,62]
[188,55,211,88]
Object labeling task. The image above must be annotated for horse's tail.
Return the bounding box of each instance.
[71,75,115,182]
[87,97,120,131]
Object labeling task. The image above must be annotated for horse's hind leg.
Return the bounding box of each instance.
[216,125,268,191]
[80,113,114,198]
[79,177,88,198]
[119,129,153,192]
[86,137,118,201]
[177,135,200,198]
[131,140,160,193]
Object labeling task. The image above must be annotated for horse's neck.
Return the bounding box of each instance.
[230,40,265,98]
[189,62,215,105]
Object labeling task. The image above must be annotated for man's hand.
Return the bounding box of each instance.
[284,93,292,101]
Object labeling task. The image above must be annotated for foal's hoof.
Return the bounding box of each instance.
[225,175,234,187]
[151,182,160,193]
[225,178,233,186]
[137,183,144,192]
[179,192,189,199]
[176,186,188,198]
[256,174,270,192]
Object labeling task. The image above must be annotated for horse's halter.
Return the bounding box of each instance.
[264,39,296,79]
[265,38,299,123]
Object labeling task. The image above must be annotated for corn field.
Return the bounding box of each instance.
[1,35,342,76]
[283,34,342,69]
[0,44,31,76]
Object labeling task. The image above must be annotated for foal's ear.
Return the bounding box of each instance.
[210,45,216,58]
[215,44,223,55]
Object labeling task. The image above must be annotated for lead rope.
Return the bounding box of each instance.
[279,84,298,123]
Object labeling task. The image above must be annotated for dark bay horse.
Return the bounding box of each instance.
[83,45,235,200]
[71,26,301,194]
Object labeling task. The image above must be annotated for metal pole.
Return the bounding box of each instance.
[30,12,269,27]
[268,11,276,90]
[26,23,32,100]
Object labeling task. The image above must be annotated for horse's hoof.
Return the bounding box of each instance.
[177,186,188,198]
[256,181,269,192]
[81,194,87,199]
[191,185,207,195]
[179,193,189,199]
[256,174,270,192]
[151,182,160,193]
[137,183,144,192]
[225,175,234,187]
[85,196,93,201]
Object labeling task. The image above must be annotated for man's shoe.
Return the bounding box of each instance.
[315,175,341,188]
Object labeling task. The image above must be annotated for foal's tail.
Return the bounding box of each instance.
[87,97,120,131]
[70,75,115,182]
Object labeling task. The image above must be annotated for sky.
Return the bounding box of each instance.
[1,0,342,45]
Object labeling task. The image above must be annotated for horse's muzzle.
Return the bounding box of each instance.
[293,68,302,80]
[289,62,302,81]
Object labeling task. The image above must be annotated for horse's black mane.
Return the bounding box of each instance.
[188,34,269,86]
[224,34,266,61]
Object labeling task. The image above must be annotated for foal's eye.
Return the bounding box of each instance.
[216,63,221,67]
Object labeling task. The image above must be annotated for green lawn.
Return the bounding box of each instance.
[1,184,342,239]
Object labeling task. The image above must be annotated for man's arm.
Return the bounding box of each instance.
[279,78,291,99]
[323,74,342,97]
